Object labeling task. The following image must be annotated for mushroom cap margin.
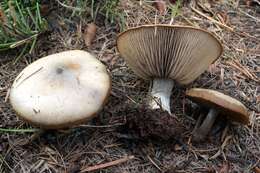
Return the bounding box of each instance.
[117,24,223,85]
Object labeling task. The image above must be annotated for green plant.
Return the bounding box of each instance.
[169,0,182,18]
[99,0,120,23]
[0,127,39,133]
[0,0,47,61]
[57,0,124,27]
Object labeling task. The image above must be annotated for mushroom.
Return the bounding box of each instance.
[186,88,249,142]
[9,50,111,129]
[116,25,223,114]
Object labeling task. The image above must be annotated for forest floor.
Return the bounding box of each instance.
[0,0,259,172]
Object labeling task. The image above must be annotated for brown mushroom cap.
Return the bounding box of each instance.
[186,88,249,124]
[117,25,223,85]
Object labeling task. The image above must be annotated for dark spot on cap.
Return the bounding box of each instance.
[56,67,64,74]
[33,108,40,114]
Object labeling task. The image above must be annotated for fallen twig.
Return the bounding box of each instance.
[80,155,135,172]
[4,88,10,102]
[238,8,260,23]
[191,6,260,41]
[79,122,125,128]
[147,155,162,172]
[225,61,259,82]
[210,135,232,160]
[190,6,234,31]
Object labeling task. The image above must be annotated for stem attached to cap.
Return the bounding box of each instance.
[192,108,219,142]
[149,78,174,114]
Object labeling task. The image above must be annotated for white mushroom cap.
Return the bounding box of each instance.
[9,50,111,129]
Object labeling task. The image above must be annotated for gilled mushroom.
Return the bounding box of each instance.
[186,88,249,142]
[9,50,111,129]
[117,25,222,114]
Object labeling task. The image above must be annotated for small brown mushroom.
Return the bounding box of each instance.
[186,88,249,142]
[117,25,223,114]
[9,50,111,129]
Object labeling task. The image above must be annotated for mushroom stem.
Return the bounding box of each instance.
[149,78,174,114]
[193,108,219,141]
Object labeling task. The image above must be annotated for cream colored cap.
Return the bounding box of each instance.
[9,50,111,129]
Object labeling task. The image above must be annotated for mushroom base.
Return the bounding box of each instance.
[149,78,174,114]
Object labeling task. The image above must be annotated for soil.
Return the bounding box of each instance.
[0,1,259,172]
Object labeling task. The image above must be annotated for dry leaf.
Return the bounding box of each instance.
[153,0,167,14]
[208,63,219,74]
[40,4,50,16]
[244,0,260,6]
[216,11,229,24]
[254,167,260,173]
[119,0,129,8]
[204,2,211,9]
[76,23,82,39]
[256,95,260,104]
[219,162,230,173]
[174,143,182,151]
[206,166,216,173]
[8,1,16,25]
[84,23,97,47]
[169,0,178,4]
[99,53,116,65]
[245,0,252,6]
[0,7,7,23]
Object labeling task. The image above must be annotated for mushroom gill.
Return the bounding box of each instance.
[117,25,223,114]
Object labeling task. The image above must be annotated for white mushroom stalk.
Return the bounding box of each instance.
[150,78,174,114]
